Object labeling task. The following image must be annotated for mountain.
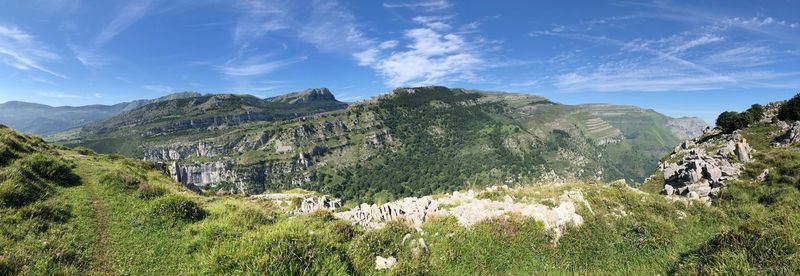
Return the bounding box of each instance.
[67,86,704,202]
[3,93,799,274]
[0,92,202,135]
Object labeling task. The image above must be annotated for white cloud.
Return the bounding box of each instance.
[0,25,65,78]
[143,84,173,93]
[219,55,307,77]
[703,46,774,67]
[95,0,152,46]
[667,34,723,54]
[383,0,451,12]
[379,40,399,49]
[36,91,83,98]
[68,44,109,67]
[358,19,487,87]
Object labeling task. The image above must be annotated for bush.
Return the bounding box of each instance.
[778,93,800,121]
[233,207,275,229]
[15,154,79,187]
[18,200,72,232]
[72,147,96,156]
[347,221,415,274]
[0,172,50,208]
[716,104,765,133]
[137,182,166,200]
[151,194,206,222]
[97,169,140,190]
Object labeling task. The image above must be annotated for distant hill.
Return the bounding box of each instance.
[67,86,705,201]
[0,92,202,135]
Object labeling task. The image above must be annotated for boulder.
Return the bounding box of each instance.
[375,256,397,270]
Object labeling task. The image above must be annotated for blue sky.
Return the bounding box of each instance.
[1,0,799,123]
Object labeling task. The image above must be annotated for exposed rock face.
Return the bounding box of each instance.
[333,186,589,241]
[150,110,392,194]
[298,196,342,213]
[668,117,710,141]
[659,130,752,202]
[776,121,800,146]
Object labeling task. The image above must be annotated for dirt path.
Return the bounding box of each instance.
[86,182,114,276]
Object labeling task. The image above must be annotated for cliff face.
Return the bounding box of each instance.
[668,117,709,141]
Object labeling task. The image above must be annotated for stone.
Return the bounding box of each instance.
[757,169,769,182]
[735,142,752,162]
[375,256,397,270]
[663,185,674,196]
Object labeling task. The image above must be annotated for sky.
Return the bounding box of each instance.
[1,0,799,124]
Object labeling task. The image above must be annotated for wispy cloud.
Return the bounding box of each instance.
[69,44,109,67]
[36,91,86,98]
[142,84,173,93]
[0,25,66,78]
[219,55,307,77]
[383,0,452,12]
[94,0,152,46]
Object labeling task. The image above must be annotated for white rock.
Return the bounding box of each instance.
[375,256,397,270]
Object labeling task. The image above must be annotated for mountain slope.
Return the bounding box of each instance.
[0,92,202,135]
[68,86,702,202]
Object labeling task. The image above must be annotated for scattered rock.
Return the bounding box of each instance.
[659,130,752,202]
[297,196,342,214]
[375,256,397,270]
[334,186,589,241]
[775,121,800,146]
[757,169,769,182]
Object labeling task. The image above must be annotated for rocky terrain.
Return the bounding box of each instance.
[654,100,799,203]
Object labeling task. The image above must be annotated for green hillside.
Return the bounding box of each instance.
[63,87,697,203]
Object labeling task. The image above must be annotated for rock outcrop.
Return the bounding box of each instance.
[297,195,342,213]
[775,121,800,146]
[333,186,590,241]
[659,129,753,202]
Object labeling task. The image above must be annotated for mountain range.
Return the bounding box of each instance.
[25,86,709,202]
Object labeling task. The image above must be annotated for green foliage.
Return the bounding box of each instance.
[14,153,79,187]
[151,194,206,222]
[97,168,141,190]
[716,104,765,133]
[347,221,415,274]
[778,93,800,121]
[137,182,167,200]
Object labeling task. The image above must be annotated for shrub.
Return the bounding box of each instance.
[72,147,96,156]
[97,169,140,190]
[0,172,51,208]
[151,194,206,222]
[137,182,166,200]
[15,154,79,187]
[18,200,72,232]
[233,207,275,229]
[716,111,742,133]
[347,221,415,274]
[716,104,765,133]
[778,93,800,121]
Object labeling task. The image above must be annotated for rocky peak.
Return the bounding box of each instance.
[267,88,338,104]
[668,117,709,141]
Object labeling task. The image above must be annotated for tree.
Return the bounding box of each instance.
[716,111,742,133]
[778,93,800,121]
